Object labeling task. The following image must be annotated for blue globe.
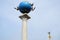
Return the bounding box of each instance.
[18,1,32,13]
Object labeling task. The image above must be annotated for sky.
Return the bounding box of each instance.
[0,0,60,40]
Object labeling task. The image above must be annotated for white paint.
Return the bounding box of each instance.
[22,18,28,40]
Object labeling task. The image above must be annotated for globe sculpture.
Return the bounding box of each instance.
[16,1,34,13]
[15,2,35,40]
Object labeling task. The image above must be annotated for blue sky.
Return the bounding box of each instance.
[0,0,60,40]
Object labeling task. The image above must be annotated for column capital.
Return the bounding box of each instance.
[19,14,31,20]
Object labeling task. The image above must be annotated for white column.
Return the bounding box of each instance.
[19,14,30,40]
[48,32,51,40]
[22,18,27,40]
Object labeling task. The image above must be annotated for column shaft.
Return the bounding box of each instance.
[22,18,27,40]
